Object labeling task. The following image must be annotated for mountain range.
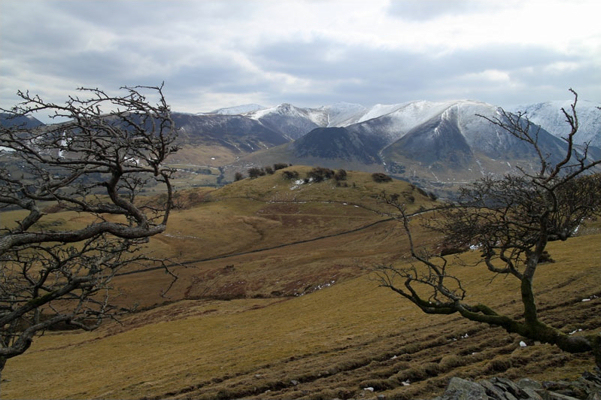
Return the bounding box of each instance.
[2,98,599,195]
[197,99,599,194]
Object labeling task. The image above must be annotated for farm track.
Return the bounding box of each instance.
[117,216,395,277]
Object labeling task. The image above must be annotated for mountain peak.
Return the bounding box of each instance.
[509,100,600,146]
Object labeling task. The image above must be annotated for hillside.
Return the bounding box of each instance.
[3,169,600,400]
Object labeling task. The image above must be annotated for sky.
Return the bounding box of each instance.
[1,0,600,120]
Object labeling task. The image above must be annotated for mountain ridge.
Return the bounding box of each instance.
[229,98,596,195]
[2,98,599,195]
[206,98,600,147]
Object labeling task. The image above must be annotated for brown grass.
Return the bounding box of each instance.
[2,170,600,400]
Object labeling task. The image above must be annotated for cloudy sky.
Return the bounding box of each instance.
[1,0,600,119]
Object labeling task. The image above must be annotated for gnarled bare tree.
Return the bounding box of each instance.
[0,85,178,385]
[375,90,601,368]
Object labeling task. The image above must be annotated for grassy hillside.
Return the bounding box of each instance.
[2,169,600,399]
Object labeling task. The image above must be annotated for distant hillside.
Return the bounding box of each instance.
[169,112,289,165]
[290,127,386,165]
[0,112,45,129]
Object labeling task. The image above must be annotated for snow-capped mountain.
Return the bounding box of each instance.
[233,98,598,196]
[246,103,326,140]
[4,97,597,195]
[510,100,600,147]
[381,101,567,180]
[206,104,266,115]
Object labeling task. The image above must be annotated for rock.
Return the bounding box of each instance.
[442,377,488,399]
[478,379,508,398]
[430,370,601,400]
[543,393,580,400]
[491,377,529,398]
[518,379,543,391]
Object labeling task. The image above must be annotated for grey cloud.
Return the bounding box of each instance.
[51,0,257,36]
[247,36,596,107]
[1,0,598,113]
[251,38,426,82]
[251,37,570,84]
[386,0,496,21]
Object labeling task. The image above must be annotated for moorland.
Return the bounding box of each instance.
[3,166,600,399]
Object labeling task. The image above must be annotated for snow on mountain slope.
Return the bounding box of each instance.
[357,103,409,123]
[195,98,598,154]
[450,101,509,153]
[510,100,600,147]
[248,103,313,120]
[319,102,367,127]
[343,100,466,146]
[376,100,458,139]
[246,104,326,140]
[206,104,266,115]
[448,101,566,161]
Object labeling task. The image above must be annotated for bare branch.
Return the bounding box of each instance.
[0,85,178,371]
[377,90,601,367]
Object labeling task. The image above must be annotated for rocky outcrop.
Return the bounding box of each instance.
[431,370,601,400]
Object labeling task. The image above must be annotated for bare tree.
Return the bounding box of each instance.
[0,85,178,385]
[375,90,601,368]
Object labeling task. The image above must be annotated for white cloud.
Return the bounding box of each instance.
[466,70,512,83]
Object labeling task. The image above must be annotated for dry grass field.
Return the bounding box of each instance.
[3,168,600,400]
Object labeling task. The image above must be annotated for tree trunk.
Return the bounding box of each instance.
[591,335,601,370]
[0,356,6,397]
